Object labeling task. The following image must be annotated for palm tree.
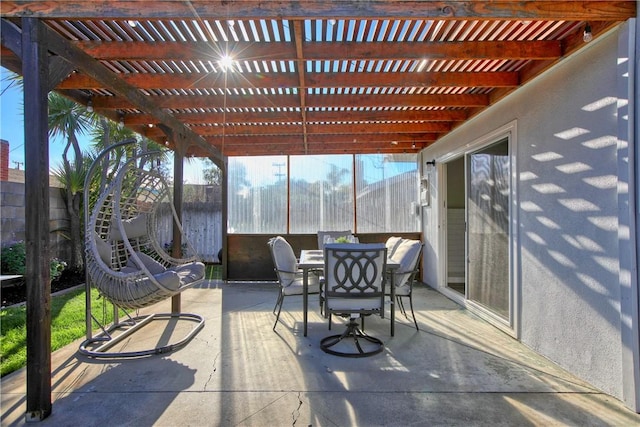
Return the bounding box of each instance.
[48,92,94,271]
[202,159,223,185]
[90,119,169,189]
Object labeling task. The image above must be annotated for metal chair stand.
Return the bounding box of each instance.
[79,311,205,358]
[320,316,384,358]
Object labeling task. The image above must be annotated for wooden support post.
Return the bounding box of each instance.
[22,17,52,422]
[171,152,184,313]
[220,158,228,279]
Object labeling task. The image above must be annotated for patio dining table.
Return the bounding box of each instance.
[298,249,400,337]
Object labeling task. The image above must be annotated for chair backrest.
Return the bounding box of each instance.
[389,239,423,287]
[267,236,298,287]
[323,243,387,312]
[317,230,353,249]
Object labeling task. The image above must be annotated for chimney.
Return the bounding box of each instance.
[0,139,8,181]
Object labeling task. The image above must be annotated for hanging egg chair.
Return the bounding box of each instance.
[80,140,205,358]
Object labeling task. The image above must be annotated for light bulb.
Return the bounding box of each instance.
[117,116,124,130]
[583,24,593,43]
[86,100,93,113]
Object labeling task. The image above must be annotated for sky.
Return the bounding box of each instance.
[1,68,70,171]
[0,67,209,183]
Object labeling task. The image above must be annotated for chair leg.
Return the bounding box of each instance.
[273,291,284,331]
[319,281,324,316]
[396,295,408,317]
[408,294,419,331]
[273,292,283,315]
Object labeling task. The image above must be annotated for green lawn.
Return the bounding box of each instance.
[0,264,221,377]
[0,287,116,376]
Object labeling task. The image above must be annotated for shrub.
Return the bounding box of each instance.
[50,258,67,281]
[1,241,67,280]
[1,242,26,275]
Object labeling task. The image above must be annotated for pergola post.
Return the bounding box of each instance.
[220,158,228,279]
[21,17,52,422]
[171,151,184,313]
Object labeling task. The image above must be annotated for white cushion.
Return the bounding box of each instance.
[152,270,180,291]
[389,239,422,287]
[281,273,321,295]
[127,251,166,275]
[385,236,403,258]
[268,236,320,293]
[170,262,206,285]
[327,297,381,311]
[109,214,148,241]
[270,236,298,287]
[122,258,202,289]
[94,232,112,266]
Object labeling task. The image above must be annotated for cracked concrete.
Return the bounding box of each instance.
[2,281,640,426]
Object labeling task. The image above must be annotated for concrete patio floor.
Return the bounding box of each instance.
[2,281,640,426]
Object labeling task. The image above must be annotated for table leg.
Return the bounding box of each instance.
[303,268,308,337]
[390,271,395,337]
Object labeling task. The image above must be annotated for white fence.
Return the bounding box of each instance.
[157,202,223,263]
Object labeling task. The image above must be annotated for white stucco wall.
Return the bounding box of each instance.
[420,28,629,400]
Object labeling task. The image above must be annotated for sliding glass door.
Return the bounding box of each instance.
[466,138,510,319]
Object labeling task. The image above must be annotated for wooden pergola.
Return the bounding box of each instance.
[0,0,636,421]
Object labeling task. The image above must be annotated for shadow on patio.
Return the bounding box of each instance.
[2,281,639,426]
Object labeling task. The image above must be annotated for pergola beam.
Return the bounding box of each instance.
[146,121,450,138]
[34,19,223,164]
[1,1,635,21]
[57,71,519,90]
[77,39,561,61]
[89,92,491,109]
[124,109,469,126]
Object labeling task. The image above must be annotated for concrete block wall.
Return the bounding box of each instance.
[0,181,71,262]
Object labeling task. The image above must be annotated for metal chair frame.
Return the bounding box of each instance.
[321,243,388,357]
